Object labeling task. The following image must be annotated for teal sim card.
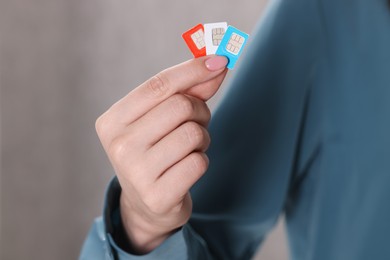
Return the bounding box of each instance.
[215,26,249,69]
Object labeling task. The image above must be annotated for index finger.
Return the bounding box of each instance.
[109,55,228,124]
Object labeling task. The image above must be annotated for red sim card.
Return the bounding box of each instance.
[182,24,206,58]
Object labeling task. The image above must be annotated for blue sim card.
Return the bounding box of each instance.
[215,26,249,69]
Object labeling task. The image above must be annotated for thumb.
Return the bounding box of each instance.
[185,68,228,101]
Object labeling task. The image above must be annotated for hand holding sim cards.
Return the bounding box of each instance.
[95,55,228,253]
[183,22,249,69]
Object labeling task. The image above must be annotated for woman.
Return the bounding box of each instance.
[81,0,390,259]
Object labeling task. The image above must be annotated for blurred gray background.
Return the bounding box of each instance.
[0,0,289,259]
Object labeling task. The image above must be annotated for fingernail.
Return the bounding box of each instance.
[205,56,228,71]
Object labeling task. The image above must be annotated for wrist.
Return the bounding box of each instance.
[119,194,174,254]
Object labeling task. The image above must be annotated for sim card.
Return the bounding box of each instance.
[204,22,228,55]
[216,26,249,69]
[182,24,206,58]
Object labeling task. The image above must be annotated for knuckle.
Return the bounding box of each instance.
[95,113,110,139]
[170,204,185,215]
[203,104,212,123]
[169,201,190,218]
[179,208,191,224]
[146,73,170,98]
[183,122,205,144]
[171,94,194,117]
[108,135,131,163]
[189,153,209,176]
[203,131,211,150]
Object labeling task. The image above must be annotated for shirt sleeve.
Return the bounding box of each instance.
[80,0,323,258]
[188,0,322,258]
[80,177,211,260]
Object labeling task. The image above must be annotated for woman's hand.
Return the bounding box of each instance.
[95,56,228,254]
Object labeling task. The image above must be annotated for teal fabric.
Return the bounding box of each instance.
[80,0,390,259]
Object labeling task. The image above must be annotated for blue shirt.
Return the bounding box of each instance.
[80,0,390,259]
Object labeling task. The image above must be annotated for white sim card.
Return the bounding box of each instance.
[204,22,228,55]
